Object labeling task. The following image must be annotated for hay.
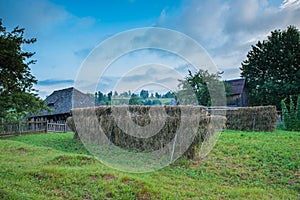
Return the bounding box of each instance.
[214,106,277,132]
[69,106,226,159]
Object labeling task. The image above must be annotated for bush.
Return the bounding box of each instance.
[281,95,300,131]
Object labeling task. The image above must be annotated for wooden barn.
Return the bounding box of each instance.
[226,78,249,107]
[31,87,97,123]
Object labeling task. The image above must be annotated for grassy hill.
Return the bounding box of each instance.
[0,130,299,199]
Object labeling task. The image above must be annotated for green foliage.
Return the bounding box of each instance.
[178,69,228,106]
[0,19,48,121]
[281,95,300,131]
[241,26,300,109]
[155,92,161,98]
[1,130,299,199]
[162,91,175,98]
[139,89,149,99]
[129,93,142,105]
[96,90,174,105]
[142,99,162,105]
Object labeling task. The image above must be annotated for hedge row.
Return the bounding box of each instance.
[68,106,226,159]
[210,106,278,132]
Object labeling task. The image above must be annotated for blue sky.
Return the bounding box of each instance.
[1,0,299,98]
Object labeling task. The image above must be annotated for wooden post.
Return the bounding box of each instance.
[170,129,179,164]
[18,122,20,135]
[46,121,48,133]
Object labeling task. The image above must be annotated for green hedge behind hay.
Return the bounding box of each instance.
[219,106,277,132]
[69,106,226,159]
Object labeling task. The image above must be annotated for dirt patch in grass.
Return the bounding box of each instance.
[47,155,96,166]
[89,175,99,182]
[17,147,29,152]
[121,178,132,184]
[82,194,92,200]
[105,192,113,199]
[103,174,116,181]
[138,190,151,200]
[15,147,30,155]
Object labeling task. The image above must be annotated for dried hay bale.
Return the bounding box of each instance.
[224,106,277,131]
[70,105,225,159]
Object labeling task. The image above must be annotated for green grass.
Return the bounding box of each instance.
[0,130,299,199]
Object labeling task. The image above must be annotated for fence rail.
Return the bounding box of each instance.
[47,122,68,133]
[0,121,70,136]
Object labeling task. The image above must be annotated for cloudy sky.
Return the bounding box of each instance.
[1,0,299,98]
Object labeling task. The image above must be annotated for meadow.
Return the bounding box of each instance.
[0,130,299,199]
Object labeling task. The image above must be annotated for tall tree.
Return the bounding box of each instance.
[107,91,113,101]
[241,26,300,108]
[139,89,149,99]
[0,19,47,121]
[155,92,161,98]
[162,91,175,98]
[113,91,118,97]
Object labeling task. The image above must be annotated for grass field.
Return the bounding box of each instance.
[0,130,299,199]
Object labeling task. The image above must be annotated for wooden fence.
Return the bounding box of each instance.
[47,122,68,133]
[0,121,70,136]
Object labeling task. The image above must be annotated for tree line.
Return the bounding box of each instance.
[94,90,176,105]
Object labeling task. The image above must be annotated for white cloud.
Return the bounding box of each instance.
[112,64,183,94]
[2,0,299,96]
[157,0,300,79]
[158,8,167,25]
[176,0,229,48]
[280,0,300,9]
[0,0,70,32]
[232,0,259,22]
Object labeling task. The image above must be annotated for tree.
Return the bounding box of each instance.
[113,91,118,97]
[241,26,300,109]
[178,69,227,106]
[120,91,129,97]
[129,93,142,105]
[281,95,300,131]
[155,92,161,98]
[140,89,149,99]
[107,91,112,101]
[0,19,47,121]
[162,91,175,98]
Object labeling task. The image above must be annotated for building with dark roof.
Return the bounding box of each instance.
[226,78,249,107]
[32,87,97,123]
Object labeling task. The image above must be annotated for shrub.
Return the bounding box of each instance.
[281,95,300,131]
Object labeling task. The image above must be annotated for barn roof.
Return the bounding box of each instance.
[226,78,246,95]
[35,87,97,117]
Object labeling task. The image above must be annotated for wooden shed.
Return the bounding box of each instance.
[226,78,249,107]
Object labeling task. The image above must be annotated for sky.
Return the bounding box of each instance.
[0,0,299,98]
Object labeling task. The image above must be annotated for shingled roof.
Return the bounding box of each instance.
[36,87,96,117]
[226,78,246,95]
